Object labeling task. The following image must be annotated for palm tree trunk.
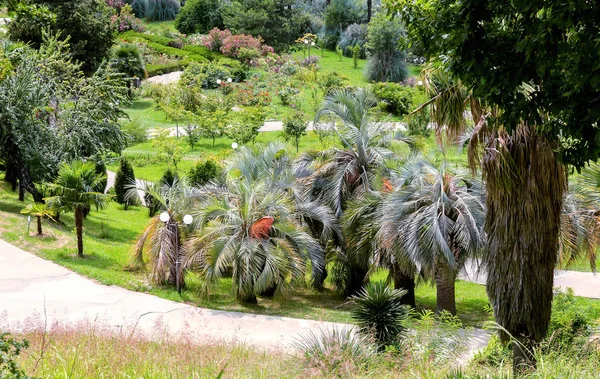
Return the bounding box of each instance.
[435,255,456,315]
[391,264,416,308]
[75,206,84,257]
[36,216,42,235]
[483,126,565,366]
[513,330,536,375]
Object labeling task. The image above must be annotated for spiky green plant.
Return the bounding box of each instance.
[350,282,409,349]
[20,202,55,236]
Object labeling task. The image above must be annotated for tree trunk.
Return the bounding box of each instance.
[435,255,456,315]
[259,285,277,297]
[367,0,372,22]
[238,293,257,304]
[483,126,565,371]
[18,183,24,201]
[36,216,42,235]
[75,207,84,257]
[391,264,416,308]
[347,264,369,297]
[513,330,536,375]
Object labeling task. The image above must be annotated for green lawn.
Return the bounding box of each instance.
[122,98,175,130]
[140,19,177,35]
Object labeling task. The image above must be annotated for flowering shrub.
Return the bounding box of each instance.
[111,4,145,33]
[230,82,271,106]
[301,55,320,69]
[201,28,232,52]
[276,85,301,106]
[220,34,262,58]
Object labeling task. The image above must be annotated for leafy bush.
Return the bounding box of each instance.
[279,60,299,76]
[319,71,349,94]
[366,13,407,83]
[188,159,221,187]
[146,62,184,77]
[294,327,376,378]
[226,107,267,144]
[372,82,413,116]
[147,0,180,21]
[230,82,271,106]
[121,117,148,145]
[339,23,368,59]
[175,0,222,34]
[544,288,595,352]
[160,168,179,186]
[276,84,300,106]
[351,282,409,349]
[115,157,136,209]
[324,0,365,35]
[220,34,273,60]
[180,61,231,89]
[300,55,320,69]
[111,4,145,33]
[0,333,35,379]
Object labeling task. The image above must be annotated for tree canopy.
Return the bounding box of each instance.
[393,0,600,167]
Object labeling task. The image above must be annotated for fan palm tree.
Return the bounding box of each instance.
[413,62,567,368]
[45,161,109,257]
[20,202,55,236]
[183,178,325,303]
[296,87,412,295]
[130,177,200,289]
[377,156,486,315]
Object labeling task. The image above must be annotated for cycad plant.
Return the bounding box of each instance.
[131,177,199,289]
[45,161,109,257]
[351,282,409,349]
[296,87,411,294]
[377,156,486,315]
[183,179,324,303]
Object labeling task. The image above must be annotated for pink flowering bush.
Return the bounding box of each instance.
[201,28,232,52]
[221,34,272,59]
[111,4,145,33]
[106,0,126,11]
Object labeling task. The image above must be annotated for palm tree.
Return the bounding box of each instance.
[131,177,199,289]
[20,202,55,236]
[377,156,486,315]
[45,161,109,257]
[414,63,567,368]
[183,178,324,303]
[296,87,411,295]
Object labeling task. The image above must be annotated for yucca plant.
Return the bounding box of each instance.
[350,282,409,349]
[20,202,55,236]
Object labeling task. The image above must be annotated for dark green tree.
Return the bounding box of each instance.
[394,0,600,371]
[109,44,146,97]
[282,111,307,153]
[115,157,136,210]
[188,159,221,187]
[9,0,116,74]
[365,12,407,83]
[174,0,223,34]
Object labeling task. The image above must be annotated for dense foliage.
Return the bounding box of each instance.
[175,0,223,34]
[115,157,136,209]
[365,13,407,83]
[9,0,116,74]
[146,0,180,21]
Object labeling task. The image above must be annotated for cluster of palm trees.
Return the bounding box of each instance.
[128,88,490,316]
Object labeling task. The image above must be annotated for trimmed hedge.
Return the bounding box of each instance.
[146,62,185,77]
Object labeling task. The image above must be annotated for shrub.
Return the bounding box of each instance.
[220,34,272,60]
[94,158,108,194]
[279,60,299,76]
[366,13,407,83]
[350,282,409,349]
[115,157,136,209]
[339,23,368,59]
[372,82,413,116]
[300,55,320,69]
[160,168,179,186]
[319,71,349,94]
[294,327,376,377]
[323,0,365,36]
[0,333,34,379]
[121,117,148,145]
[544,288,595,352]
[111,4,145,33]
[226,107,267,144]
[282,111,307,153]
[231,82,271,106]
[188,159,221,187]
[276,84,301,107]
[180,61,231,89]
[146,62,184,77]
[146,0,180,21]
[201,27,232,52]
[174,0,222,35]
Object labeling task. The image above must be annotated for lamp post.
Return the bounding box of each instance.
[159,212,193,294]
[304,39,309,58]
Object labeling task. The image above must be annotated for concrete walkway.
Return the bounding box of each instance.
[459,259,600,299]
[146,71,183,85]
[0,239,347,350]
[105,170,147,205]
